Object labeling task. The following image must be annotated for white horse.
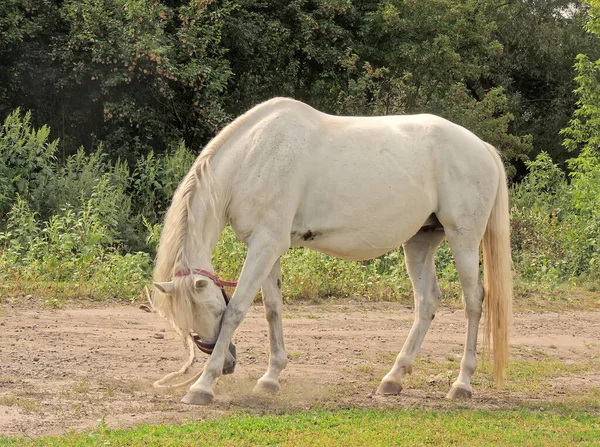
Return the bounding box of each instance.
[152,97,513,405]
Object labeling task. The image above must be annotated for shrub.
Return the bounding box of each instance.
[211,225,458,303]
[0,109,57,219]
[511,151,600,284]
[0,195,151,301]
[132,141,196,225]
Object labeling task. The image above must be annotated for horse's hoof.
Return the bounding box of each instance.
[253,379,280,394]
[181,391,214,406]
[376,380,403,395]
[446,386,472,400]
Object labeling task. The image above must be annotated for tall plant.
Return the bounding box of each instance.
[0,109,57,219]
[562,0,600,156]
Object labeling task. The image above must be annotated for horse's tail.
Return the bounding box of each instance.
[482,143,513,386]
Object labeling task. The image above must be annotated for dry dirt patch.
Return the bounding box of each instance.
[0,301,599,436]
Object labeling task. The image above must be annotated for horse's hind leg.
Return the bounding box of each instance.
[377,228,445,395]
[445,231,484,399]
[253,258,288,394]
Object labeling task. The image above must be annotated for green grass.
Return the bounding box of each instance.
[1,408,599,446]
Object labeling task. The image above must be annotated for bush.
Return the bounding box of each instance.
[511,151,600,284]
[132,141,196,224]
[0,109,57,218]
[0,196,152,301]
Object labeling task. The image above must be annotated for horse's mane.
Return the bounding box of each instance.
[151,98,290,331]
[153,148,217,286]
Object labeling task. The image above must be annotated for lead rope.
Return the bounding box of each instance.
[145,286,204,390]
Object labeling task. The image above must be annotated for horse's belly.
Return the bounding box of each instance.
[291,217,429,261]
[290,168,436,260]
[298,236,399,261]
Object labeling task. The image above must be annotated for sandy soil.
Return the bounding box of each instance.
[1,301,599,437]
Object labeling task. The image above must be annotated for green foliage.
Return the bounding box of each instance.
[132,142,196,223]
[561,53,600,153]
[443,86,532,175]
[53,0,234,160]
[511,149,600,284]
[489,0,599,165]
[0,109,57,218]
[221,0,359,113]
[3,2,600,302]
[328,0,534,164]
[568,147,600,215]
[4,0,595,167]
[0,111,186,301]
[32,146,143,250]
[0,196,152,301]
[493,3,600,287]
[211,226,460,303]
[0,0,61,121]
[352,0,501,113]
[2,105,600,302]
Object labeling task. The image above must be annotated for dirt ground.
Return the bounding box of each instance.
[1,300,599,437]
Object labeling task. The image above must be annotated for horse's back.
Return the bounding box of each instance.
[251,98,496,181]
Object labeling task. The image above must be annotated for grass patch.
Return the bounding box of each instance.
[505,360,596,393]
[71,381,90,394]
[514,284,600,311]
[1,408,599,446]
[371,348,600,398]
[544,388,600,413]
[0,396,16,406]
[0,397,44,415]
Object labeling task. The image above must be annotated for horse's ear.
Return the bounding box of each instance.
[154,281,174,294]
[194,278,209,289]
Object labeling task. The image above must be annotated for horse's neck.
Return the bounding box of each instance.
[177,112,252,271]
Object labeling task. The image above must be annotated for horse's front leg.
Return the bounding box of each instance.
[182,234,287,405]
[253,258,287,394]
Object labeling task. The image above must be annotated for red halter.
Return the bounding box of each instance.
[174,268,238,288]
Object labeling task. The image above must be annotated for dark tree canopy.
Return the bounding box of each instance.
[1,0,598,171]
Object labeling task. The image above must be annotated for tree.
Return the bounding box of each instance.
[2,0,597,172]
[220,0,361,113]
[54,0,234,162]
[490,0,599,166]
[1,0,234,163]
[0,0,64,149]
[562,0,600,155]
[336,0,532,166]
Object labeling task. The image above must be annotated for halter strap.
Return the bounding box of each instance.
[174,268,238,288]
[192,334,217,355]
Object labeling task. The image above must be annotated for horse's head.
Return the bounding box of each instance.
[154,273,237,375]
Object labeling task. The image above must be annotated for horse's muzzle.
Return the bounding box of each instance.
[223,342,237,375]
[192,334,236,375]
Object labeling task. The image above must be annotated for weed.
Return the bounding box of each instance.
[287,352,304,361]
[0,395,17,406]
[72,381,90,394]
